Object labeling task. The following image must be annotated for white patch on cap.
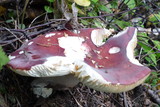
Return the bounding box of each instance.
[58,36,88,61]
[25,39,29,42]
[8,55,16,60]
[45,33,56,38]
[73,30,80,34]
[47,39,51,41]
[105,56,109,59]
[91,28,114,47]
[28,42,33,45]
[109,47,120,54]
[19,51,24,54]
[91,60,96,64]
[126,28,143,66]
[117,83,120,85]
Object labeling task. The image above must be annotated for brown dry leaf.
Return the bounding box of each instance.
[0,6,6,16]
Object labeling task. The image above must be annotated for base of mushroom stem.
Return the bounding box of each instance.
[31,74,79,98]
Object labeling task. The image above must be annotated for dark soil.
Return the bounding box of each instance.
[0,68,159,107]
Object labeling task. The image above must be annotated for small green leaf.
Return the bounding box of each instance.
[19,24,26,29]
[0,47,9,70]
[124,0,136,9]
[138,42,157,66]
[148,14,160,22]
[88,11,98,16]
[93,19,105,28]
[110,0,118,9]
[138,32,149,43]
[91,0,98,3]
[6,19,14,23]
[149,54,157,65]
[138,42,151,51]
[151,71,159,76]
[81,19,90,25]
[98,5,111,13]
[152,40,160,49]
[47,0,55,2]
[145,71,160,85]
[115,20,131,29]
[8,10,15,18]
[44,6,54,13]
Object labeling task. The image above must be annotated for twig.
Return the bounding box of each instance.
[15,97,21,107]
[68,89,83,107]
[18,5,143,32]
[123,92,129,107]
[147,89,160,104]
[2,27,23,43]
[109,94,123,107]
[78,6,142,19]
[28,13,46,28]
[0,37,23,46]
[132,93,144,103]
[0,27,30,40]
[21,0,30,28]
[27,27,52,37]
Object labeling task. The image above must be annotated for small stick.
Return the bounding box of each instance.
[123,92,129,107]
[147,89,160,104]
[68,89,83,107]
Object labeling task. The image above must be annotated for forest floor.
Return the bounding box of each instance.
[0,70,160,107]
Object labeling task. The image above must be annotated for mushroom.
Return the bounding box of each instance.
[7,27,151,93]
[7,28,113,97]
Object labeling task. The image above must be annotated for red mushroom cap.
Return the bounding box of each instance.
[7,28,113,77]
[7,27,151,93]
[73,27,151,92]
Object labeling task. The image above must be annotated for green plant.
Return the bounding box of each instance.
[138,32,160,67]
[138,32,160,86]
[124,0,136,9]
[145,71,160,86]
[44,0,55,13]
[0,47,9,70]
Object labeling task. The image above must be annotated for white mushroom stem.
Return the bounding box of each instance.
[32,74,79,89]
[31,74,79,98]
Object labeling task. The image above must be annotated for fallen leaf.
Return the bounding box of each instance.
[0,6,6,16]
[74,0,91,6]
